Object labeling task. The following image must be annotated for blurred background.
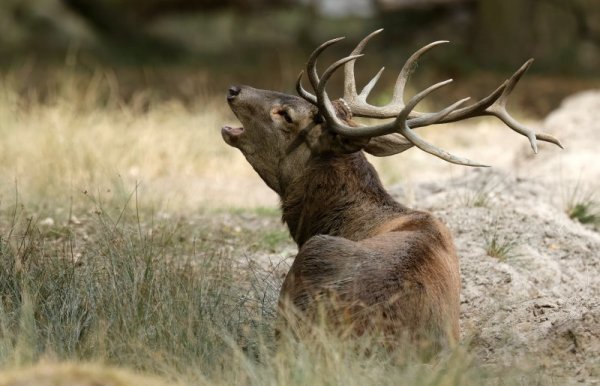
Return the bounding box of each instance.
[0,0,599,212]
[1,0,598,113]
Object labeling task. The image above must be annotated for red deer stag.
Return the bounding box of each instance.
[221,30,562,352]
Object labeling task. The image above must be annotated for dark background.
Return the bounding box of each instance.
[1,0,598,115]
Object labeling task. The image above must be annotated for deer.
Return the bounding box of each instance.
[221,29,562,354]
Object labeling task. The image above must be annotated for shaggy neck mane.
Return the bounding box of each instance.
[280,152,408,246]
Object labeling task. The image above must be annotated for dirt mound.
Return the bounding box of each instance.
[397,169,599,382]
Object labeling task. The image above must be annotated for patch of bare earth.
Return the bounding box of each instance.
[401,170,599,382]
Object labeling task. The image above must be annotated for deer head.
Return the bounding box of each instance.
[222,29,563,195]
[222,87,320,194]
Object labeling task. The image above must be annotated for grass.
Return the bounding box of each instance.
[0,68,561,384]
[565,183,600,230]
[485,231,521,260]
[0,191,274,379]
[462,185,492,208]
[483,220,522,260]
[459,171,508,208]
[0,68,277,213]
[259,229,292,252]
[569,202,600,226]
[0,189,519,386]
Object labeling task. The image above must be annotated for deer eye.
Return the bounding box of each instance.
[278,109,293,124]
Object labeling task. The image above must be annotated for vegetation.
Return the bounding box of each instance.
[569,202,600,227]
[0,180,506,386]
[0,188,543,385]
[565,184,600,229]
[459,174,505,208]
[484,221,522,260]
[484,232,522,260]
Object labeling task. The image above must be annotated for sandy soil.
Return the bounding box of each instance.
[405,169,599,382]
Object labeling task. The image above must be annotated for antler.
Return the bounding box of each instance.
[296,30,563,166]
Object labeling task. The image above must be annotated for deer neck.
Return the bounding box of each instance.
[280,152,407,246]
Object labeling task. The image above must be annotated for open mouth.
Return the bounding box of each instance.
[221,125,245,145]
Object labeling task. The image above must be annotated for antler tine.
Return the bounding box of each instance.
[420,59,563,151]
[392,40,449,104]
[499,58,531,101]
[320,57,488,166]
[297,37,346,106]
[414,97,471,127]
[412,81,507,125]
[398,122,489,167]
[398,79,456,122]
[359,67,385,100]
[316,54,370,136]
[296,71,317,105]
[344,29,383,101]
[307,37,345,91]
[317,54,364,105]
[535,132,562,147]
[485,59,552,152]
[395,83,486,166]
[342,37,450,119]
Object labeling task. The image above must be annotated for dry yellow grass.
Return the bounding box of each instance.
[0,362,175,386]
[0,69,535,219]
[0,71,279,215]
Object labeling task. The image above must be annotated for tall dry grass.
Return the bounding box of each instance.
[0,172,527,385]
[0,194,529,386]
[0,69,279,217]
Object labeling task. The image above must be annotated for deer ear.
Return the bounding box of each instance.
[363,133,414,157]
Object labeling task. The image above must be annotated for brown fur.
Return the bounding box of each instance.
[279,152,459,351]
[222,85,460,353]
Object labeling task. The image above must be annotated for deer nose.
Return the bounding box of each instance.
[227,85,241,101]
